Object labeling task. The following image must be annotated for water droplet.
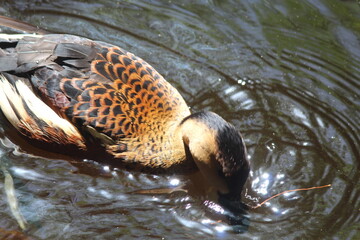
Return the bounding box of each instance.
[201,219,212,225]
[100,190,113,199]
[127,173,134,180]
[281,209,290,215]
[262,172,270,179]
[169,178,180,186]
[237,79,246,85]
[266,141,276,151]
[215,224,228,233]
[258,179,270,195]
[276,173,285,179]
[272,207,279,213]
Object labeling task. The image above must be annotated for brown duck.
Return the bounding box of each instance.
[0,31,249,203]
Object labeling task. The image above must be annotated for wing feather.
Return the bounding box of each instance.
[61,46,190,142]
[0,34,191,168]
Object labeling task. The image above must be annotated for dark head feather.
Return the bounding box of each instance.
[182,111,249,199]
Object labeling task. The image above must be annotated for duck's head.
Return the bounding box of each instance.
[180,111,249,207]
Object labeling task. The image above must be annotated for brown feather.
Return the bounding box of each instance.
[0,34,192,171]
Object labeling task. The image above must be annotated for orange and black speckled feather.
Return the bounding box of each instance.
[59,46,191,169]
[62,47,187,138]
[0,34,191,171]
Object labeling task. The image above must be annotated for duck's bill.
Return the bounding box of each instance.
[203,194,250,233]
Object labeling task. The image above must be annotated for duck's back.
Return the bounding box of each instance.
[0,34,191,171]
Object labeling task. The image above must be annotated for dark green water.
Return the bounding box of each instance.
[0,0,359,239]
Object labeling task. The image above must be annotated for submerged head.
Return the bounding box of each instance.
[180,111,250,205]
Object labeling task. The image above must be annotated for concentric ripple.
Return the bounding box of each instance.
[0,0,359,239]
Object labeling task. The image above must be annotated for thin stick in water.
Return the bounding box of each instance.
[252,184,331,209]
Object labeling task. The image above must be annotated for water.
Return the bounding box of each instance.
[0,0,359,239]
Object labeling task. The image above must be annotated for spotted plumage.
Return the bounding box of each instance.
[0,34,191,171]
[0,30,249,203]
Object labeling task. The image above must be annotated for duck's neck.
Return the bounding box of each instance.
[156,120,197,172]
[178,117,230,195]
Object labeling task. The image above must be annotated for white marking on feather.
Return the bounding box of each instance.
[0,74,25,128]
[0,73,83,143]
[0,33,41,41]
[14,80,82,137]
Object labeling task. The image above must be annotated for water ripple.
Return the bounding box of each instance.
[0,0,359,239]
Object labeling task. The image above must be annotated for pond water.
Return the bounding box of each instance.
[0,0,359,239]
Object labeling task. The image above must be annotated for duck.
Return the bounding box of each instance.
[0,21,250,205]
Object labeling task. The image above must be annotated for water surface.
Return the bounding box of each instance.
[0,0,359,239]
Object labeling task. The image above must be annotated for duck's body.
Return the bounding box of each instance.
[0,34,193,171]
[0,32,249,201]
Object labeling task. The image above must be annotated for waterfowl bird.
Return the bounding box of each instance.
[0,32,249,202]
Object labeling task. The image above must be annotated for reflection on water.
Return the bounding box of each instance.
[0,0,359,239]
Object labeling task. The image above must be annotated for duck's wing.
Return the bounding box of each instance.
[0,34,190,162]
[0,34,88,149]
[0,72,86,149]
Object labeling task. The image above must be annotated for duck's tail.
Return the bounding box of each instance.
[0,73,86,149]
[0,15,48,34]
